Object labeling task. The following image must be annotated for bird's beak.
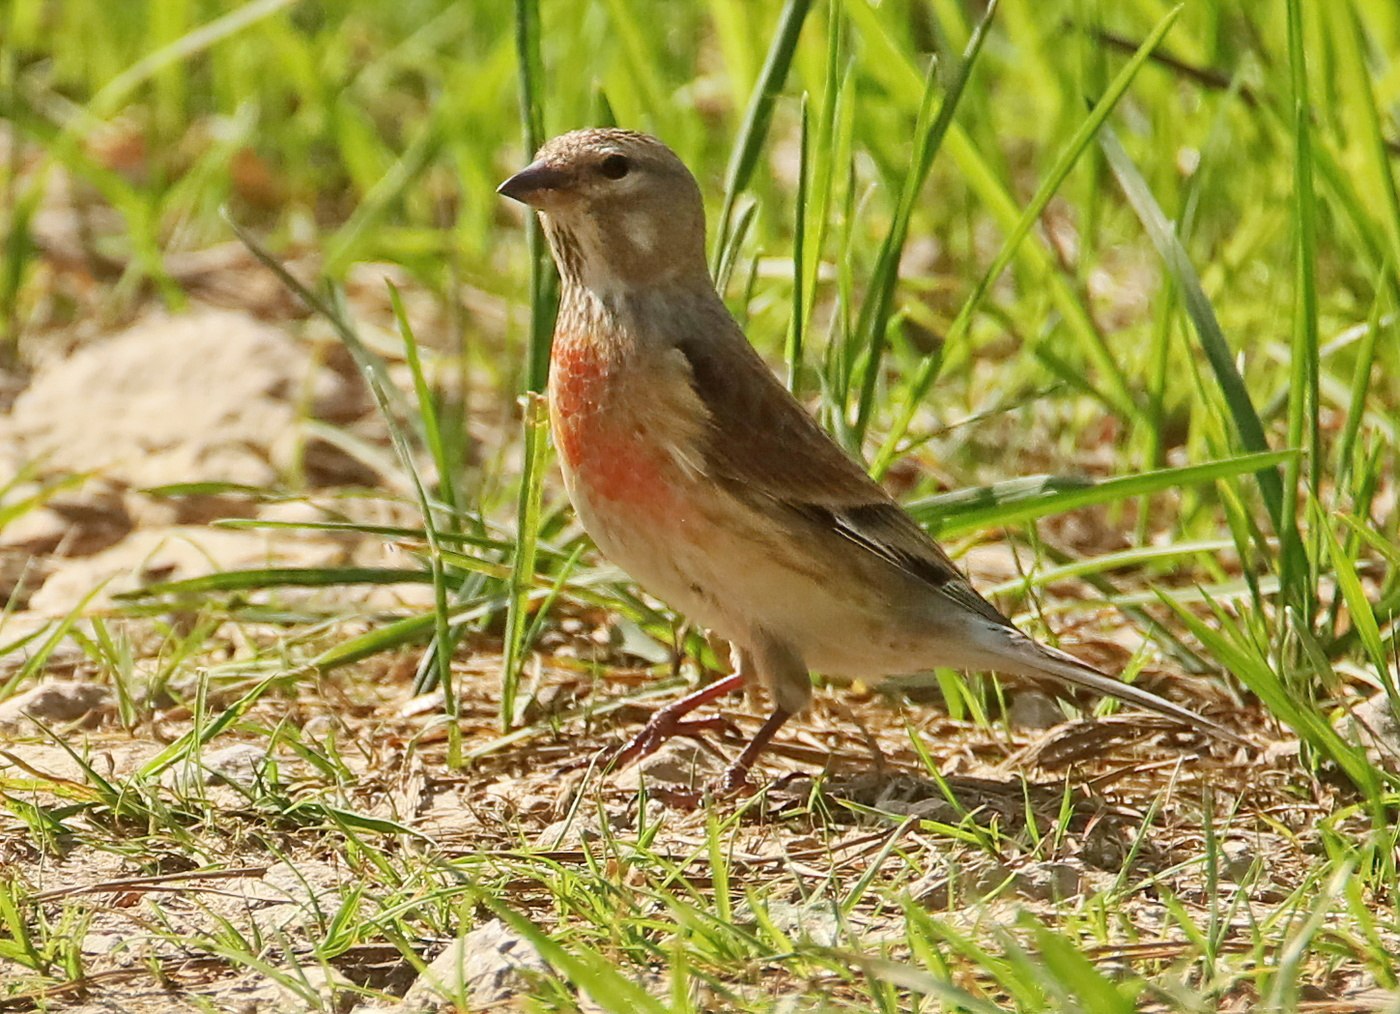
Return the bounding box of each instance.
[497,160,569,207]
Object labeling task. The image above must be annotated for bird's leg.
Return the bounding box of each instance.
[713,706,793,795]
[708,637,808,795]
[606,670,745,772]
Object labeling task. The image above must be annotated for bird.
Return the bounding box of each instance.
[497,128,1243,795]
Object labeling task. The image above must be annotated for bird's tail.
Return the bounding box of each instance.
[1005,641,1247,747]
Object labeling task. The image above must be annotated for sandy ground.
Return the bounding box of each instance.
[0,306,1387,1011]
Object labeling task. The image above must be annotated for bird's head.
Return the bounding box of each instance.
[498,129,709,291]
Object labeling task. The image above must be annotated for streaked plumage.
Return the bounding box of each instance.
[498,129,1243,793]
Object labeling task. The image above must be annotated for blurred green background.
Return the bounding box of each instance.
[5,2,1400,1008]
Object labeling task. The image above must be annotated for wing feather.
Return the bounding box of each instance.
[671,314,1003,620]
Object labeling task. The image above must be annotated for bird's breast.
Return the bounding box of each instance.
[548,333,684,515]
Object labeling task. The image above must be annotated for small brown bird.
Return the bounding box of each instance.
[499,128,1240,794]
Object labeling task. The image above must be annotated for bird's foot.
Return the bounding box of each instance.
[713,760,758,797]
[646,763,760,810]
[590,672,746,775]
[640,705,793,807]
[605,713,735,773]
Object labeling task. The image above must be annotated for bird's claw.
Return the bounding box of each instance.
[646,763,760,810]
[714,761,757,797]
[605,713,735,772]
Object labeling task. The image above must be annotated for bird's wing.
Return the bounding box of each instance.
[673,315,1011,628]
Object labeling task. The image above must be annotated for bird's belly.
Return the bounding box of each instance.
[548,340,730,628]
[565,462,746,637]
[575,481,942,678]
[753,551,1006,679]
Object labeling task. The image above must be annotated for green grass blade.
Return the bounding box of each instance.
[1032,923,1137,1014]
[1284,0,1322,623]
[324,118,444,276]
[0,471,92,533]
[501,392,550,731]
[388,285,458,755]
[312,613,442,671]
[1315,500,1395,698]
[116,567,429,600]
[785,92,809,394]
[137,674,282,780]
[2,581,108,700]
[477,897,669,1014]
[513,0,556,393]
[82,0,295,126]
[851,0,999,441]
[907,449,1297,536]
[1336,287,1386,492]
[830,947,1008,1014]
[979,538,1242,596]
[1095,124,1278,497]
[713,199,757,298]
[596,0,673,129]
[875,3,1178,472]
[1096,121,1310,599]
[1161,593,1381,803]
[225,217,416,429]
[712,0,813,273]
[1331,2,1400,269]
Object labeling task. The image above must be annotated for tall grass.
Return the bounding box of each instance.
[6,0,1400,1008]
[15,0,1391,797]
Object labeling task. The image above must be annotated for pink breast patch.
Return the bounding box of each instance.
[551,336,679,513]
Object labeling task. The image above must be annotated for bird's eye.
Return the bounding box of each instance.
[599,154,631,180]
